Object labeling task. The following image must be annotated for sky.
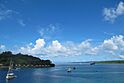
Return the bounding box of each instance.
[0,0,124,63]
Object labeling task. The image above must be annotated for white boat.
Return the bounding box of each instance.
[6,72,16,80]
[67,68,72,72]
[6,60,16,80]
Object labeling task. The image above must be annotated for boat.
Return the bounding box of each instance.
[6,60,16,80]
[90,61,95,65]
[6,73,16,80]
[73,67,76,70]
[67,68,72,72]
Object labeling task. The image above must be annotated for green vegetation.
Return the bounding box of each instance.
[96,60,124,64]
[0,51,55,68]
[72,60,124,64]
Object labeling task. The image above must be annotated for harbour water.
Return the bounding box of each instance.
[1,63,124,83]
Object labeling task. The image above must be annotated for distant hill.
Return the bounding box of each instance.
[0,51,55,68]
[71,60,124,64]
[96,60,124,64]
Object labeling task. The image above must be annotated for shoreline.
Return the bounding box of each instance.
[71,60,124,64]
[0,65,55,69]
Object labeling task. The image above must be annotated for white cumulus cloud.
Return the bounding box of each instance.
[0,45,5,49]
[0,44,6,52]
[103,1,124,22]
[48,40,63,51]
[32,38,45,51]
[18,35,124,60]
[102,39,118,50]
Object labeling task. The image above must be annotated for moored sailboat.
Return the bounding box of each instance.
[6,60,16,80]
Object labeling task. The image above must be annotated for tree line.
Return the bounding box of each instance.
[0,51,55,67]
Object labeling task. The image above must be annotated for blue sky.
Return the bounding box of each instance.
[0,0,124,62]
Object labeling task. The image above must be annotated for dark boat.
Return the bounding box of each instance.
[90,62,95,65]
[73,67,76,70]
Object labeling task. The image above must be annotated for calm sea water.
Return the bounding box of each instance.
[1,63,124,83]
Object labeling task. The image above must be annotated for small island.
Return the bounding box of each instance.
[0,51,55,68]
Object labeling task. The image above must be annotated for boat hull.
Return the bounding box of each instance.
[6,73,16,80]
